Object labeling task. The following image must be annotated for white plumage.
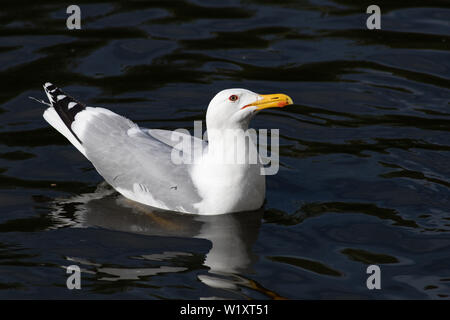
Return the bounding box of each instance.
[38,83,292,215]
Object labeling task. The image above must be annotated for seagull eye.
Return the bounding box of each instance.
[229,95,239,102]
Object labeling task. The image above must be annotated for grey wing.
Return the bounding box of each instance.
[148,128,208,156]
[74,107,202,213]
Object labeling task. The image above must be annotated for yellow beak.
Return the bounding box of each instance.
[242,93,293,111]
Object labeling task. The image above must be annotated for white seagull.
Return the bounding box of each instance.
[36,83,293,215]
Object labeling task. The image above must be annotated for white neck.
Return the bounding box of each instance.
[191,122,265,214]
[205,119,259,165]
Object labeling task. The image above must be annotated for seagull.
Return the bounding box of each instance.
[35,83,293,215]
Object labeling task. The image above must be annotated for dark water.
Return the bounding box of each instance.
[0,0,449,299]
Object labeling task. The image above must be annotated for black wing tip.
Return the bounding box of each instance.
[42,82,86,144]
[43,82,57,92]
[42,82,86,111]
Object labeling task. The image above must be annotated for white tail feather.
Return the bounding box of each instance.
[43,107,87,158]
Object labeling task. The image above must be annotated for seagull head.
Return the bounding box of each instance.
[206,88,293,130]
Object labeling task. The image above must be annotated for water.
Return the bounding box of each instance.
[0,0,449,299]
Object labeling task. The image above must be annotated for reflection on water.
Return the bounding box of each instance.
[49,182,270,297]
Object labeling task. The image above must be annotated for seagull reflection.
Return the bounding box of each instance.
[49,182,264,293]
